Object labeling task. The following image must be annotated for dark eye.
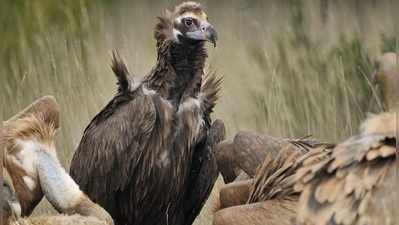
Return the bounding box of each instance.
[184,18,193,27]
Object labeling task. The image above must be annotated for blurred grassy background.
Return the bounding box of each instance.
[0,0,397,224]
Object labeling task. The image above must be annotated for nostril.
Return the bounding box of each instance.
[201,27,206,32]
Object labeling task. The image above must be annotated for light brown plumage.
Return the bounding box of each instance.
[214,52,397,225]
[293,52,398,225]
[295,112,397,225]
[247,140,328,204]
[3,96,59,216]
[4,96,60,130]
[1,97,114,225]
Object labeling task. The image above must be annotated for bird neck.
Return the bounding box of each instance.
[36,150,83,213]
[36,150,114,225]
[145,40,207,106]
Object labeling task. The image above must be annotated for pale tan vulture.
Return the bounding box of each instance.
[1,96,114,225]
[214,52,397,225]
[3,96,60,216]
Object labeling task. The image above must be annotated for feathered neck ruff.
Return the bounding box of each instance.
[143,10,207,107]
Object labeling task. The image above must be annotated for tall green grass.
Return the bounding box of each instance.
[0,0,396,224]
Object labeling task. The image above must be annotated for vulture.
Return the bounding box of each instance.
[295,112,397,225]
[214,52,398,224]
[1,97,114,225]
[292,53,397,225]
[70,2,224,225]
[2,96,60,216]
[215,112,396,225]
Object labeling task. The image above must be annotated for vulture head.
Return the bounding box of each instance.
[155,1,217,47]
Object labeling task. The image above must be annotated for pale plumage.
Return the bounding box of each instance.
[295,112,397,225]
[1,97,114,225]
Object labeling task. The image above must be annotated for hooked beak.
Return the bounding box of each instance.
[185,22,218,47]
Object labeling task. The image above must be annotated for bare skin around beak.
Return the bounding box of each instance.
[186,22,218,47]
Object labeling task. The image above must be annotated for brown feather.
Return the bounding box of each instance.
[200,71,223,116]
[5,115,57,155]
[295,113,397,225]
[248,139,331,203]
[111,51,134,94]
[5,96,60,130]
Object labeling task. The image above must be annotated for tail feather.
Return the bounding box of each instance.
[111,51,134,93]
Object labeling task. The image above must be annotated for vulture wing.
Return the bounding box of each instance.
[69,54,159,224]
[176,73,224,224]
[181,119,225,225]
[295,130,396,225]
[248,139,331,203]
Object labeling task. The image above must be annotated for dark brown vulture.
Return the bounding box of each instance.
[295,112,397,225]
[70,2,224,225]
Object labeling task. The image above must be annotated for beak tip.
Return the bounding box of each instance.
[210,36,217,47]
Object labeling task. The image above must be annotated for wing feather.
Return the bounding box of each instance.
[199,71,222,117]
[70,56,161,224]
[248,139,331,203]
[111,51,135,94]
[295,131,396,225]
